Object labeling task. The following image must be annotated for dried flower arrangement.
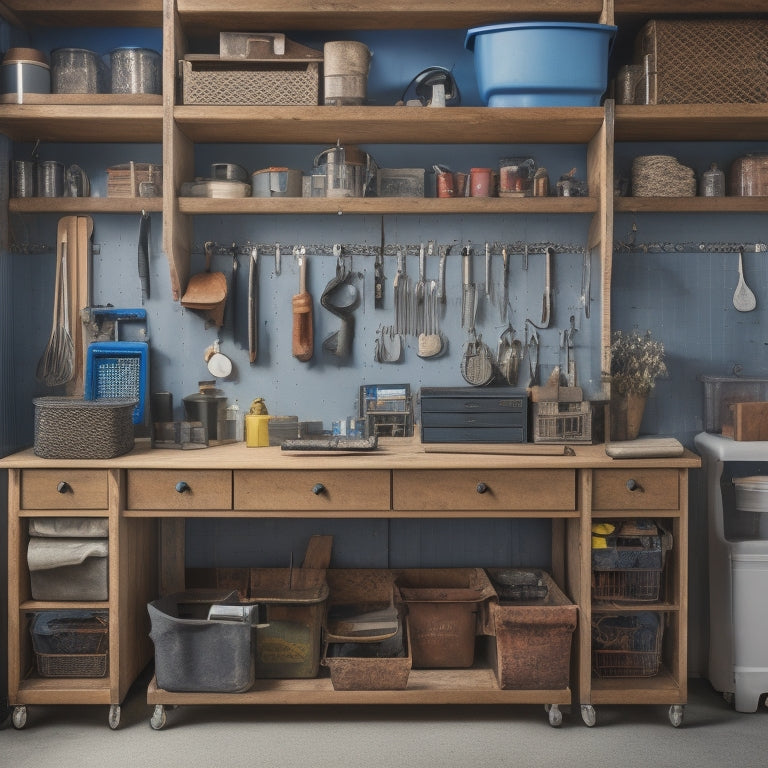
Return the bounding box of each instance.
[610,329,668,397]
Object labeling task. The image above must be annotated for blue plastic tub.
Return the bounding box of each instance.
[465,22,616,107]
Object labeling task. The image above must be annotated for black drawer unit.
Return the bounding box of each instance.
[419,387,528,443]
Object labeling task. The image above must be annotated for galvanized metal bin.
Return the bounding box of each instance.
[148,589,257,693]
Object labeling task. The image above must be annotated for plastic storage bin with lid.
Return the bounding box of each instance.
[465,22,616,107]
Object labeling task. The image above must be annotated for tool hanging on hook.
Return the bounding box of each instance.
[137,210,150,304]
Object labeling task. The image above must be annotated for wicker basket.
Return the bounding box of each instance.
[33,397,136,459]
[637,19,768,104]
[180,56,319,106]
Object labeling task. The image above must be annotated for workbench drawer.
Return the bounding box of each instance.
[20,469,109,510]
[592,469,679,511]
[125,470,232,510]
[234,470,391,511]
[392,470,576,512]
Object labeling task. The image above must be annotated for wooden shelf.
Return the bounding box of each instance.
[174,106,606,145]
[614,1,765,13]
[591,601,680,613]
[0,0,160,27]
[176,0,604,34]
[615,104,768,142]
[616,197,768,214]
[590,667,683,705]
[9,198,163,215]
[147,672,572,706]
[20,600,110,611]
[0,104,163,143]
[17,676,112,705]
[178,196,598,216]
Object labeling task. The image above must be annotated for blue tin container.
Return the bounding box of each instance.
[465,22,617,107]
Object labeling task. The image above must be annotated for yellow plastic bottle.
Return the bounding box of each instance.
[245,398,271,447]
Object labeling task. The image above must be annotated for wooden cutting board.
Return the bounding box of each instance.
[605,437,684,459]
[727,401,768,441]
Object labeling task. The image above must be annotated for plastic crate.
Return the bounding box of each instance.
[701,374,768,434]
[592,612,663,678]
[30,610,109,678]
[591,520,671,602]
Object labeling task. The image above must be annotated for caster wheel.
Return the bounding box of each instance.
[581,704,596,727]
[669,704,684,727]
[108,705,121,730]
[723,691,734,705]
[150,704,167,730]
[546,704,563,727]
[12,706,27,730]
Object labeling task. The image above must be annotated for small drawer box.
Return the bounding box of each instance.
[420,386,528,443]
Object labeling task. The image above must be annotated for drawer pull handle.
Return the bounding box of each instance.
[626,479,642,492]
[175,481,191,494]
[56,481,70,494]
[476,482,488,494]
[312,483,326,495]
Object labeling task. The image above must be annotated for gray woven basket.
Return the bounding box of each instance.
[34,397,137,459]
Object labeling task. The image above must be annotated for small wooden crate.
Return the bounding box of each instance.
[532,400,593,443]
[106,162,162,198]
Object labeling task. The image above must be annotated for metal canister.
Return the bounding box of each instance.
[37,160,65,197]
[183,381,227,442]
[13,160,36,197]
[110,47,161,94]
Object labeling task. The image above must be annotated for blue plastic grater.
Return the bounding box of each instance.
[84,309,149,425]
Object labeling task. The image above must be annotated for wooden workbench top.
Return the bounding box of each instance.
[0,437,701,471]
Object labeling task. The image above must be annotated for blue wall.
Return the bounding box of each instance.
[6,24,768,674]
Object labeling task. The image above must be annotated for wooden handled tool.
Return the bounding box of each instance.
[292,248,313,361]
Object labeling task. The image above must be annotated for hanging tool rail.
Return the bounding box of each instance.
[190,240,589,260]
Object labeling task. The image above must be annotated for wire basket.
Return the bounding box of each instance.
[591,520,671,602]
[592,612,663,678]
[31,611,109,678]
[533,401,593,443]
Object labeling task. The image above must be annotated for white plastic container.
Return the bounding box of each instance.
[734,476,768,538]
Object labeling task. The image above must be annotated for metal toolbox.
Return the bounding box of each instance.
[419,386,527,443]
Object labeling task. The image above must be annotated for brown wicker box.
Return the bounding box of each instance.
[488,570,577,690]
[637,19,768,104]
[33,397,136,459]
[180,56,320,106]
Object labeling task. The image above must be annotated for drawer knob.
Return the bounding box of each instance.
[626,479,641,492]
[312,483,326,495]
[56,481,71,494]
[175,481,191,494]
[476,482,488,494]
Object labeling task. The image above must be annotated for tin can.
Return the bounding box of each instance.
[469,167,492,197]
